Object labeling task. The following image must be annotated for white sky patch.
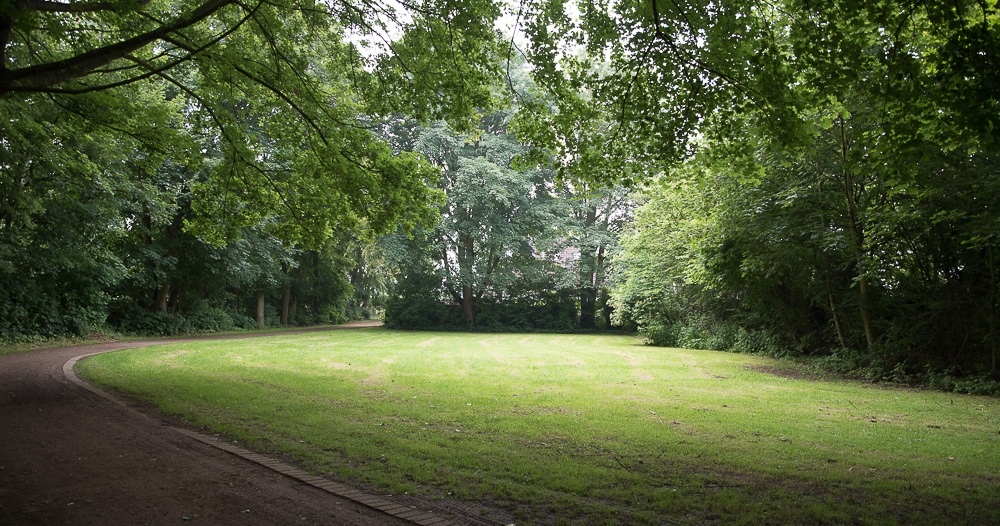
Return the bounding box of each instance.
[339,0,411,60]
[343,0,542,61]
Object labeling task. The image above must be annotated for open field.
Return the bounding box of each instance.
[79,329,1000,525]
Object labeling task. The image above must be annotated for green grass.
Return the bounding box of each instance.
[0,323,355,357]
[78,329,1000,525]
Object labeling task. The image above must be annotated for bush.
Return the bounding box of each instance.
[730,327,788,357]
[108,299,264,336]
[640,322,680,347]
[474,292,579,332]
[385,297,460,329]
[383,266,458,329]
[113,309,188,336]
[925,368,1000,396]
[183,302,237,332]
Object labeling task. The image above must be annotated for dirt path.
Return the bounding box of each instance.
[0,322,440,526]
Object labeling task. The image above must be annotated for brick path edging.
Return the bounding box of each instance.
[62,346,463,526]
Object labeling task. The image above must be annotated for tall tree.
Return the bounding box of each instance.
[414,118,561,326]
[1,0,508,340]
[608,0,1000,381]
[2,0,506,243]
[551,183,632,329]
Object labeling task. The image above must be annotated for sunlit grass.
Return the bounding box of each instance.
[79,329,1000,525]
[0,323,355,356]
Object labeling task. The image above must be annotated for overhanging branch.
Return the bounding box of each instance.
[1,0,235,95]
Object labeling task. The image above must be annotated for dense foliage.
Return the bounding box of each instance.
[0,0,504,341]
[381,114,630,331]
[3,0,999,391]
[590,0,1000,388]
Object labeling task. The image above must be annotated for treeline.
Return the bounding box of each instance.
[380,115,632,332]
[1,0,500,342]
[0,164,384,340]
[604,2,1000,391]
[468,0,1000,391]
[5,0,1000,396]
[613,142,1000,392]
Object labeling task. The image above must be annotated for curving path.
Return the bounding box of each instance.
[0,323,460,526]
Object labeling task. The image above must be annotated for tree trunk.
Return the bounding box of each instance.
[459,231,475,326]
[989,244,997,377]
[289,296,297,326]
[601,291,614,328]
[828,289,847,349]
[154,282,170,313]
[311,251,320,318]
[578,247,597,329]
[578,205,599,329]
[857,273,876,348]
[256,290,265,328]
[281,282,290,326]
[839,115,875,348]
[169,287,180,315]
[580,288,597,329]
[143,212,160,311]
[462,283,475,327]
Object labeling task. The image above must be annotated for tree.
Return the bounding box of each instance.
[414,117,562,326]
[549,183,632,329]
[0,79,184,339]
[518,0,998,173]
[2,0,507,242]
[606,0,1000,384]
[513,103,637,329]
[1,0,508,340]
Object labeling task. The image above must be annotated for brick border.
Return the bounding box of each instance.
[62,342,463,526]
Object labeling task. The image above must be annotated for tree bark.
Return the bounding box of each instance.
[280,261,290,326]
[839,115,875,348]
[1,0,234,94]
[989,244,997,377]
[256,290,265,328]
[169,287,180,314]
[601,289,613,328]
[856,271,876,348]
[580,288,597,329]
[462,283,475,326]
[281,282,290,326]
[154,283,170,313]
[311,250,320,318]
[578,205,599,329]
[460,232,475,326]
[828,289,847,348]
[142,212,159,311]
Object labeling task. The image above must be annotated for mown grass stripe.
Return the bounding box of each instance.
[78,329,1000,525]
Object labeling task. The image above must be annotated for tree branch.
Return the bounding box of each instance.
[1,0,234,94]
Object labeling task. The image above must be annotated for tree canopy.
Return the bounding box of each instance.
[595,0,1000,387]
[1,0,508,340]
[3,0,1000,391]
[517,0,999,174]
[2,0,507,244]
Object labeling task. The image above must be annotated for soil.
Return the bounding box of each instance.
[0,322,420,526]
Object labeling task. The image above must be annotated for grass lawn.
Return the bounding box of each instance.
[0,323,357,357]
[79,329,1000,525]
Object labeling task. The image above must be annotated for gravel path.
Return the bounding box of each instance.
[0,323,439,526]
